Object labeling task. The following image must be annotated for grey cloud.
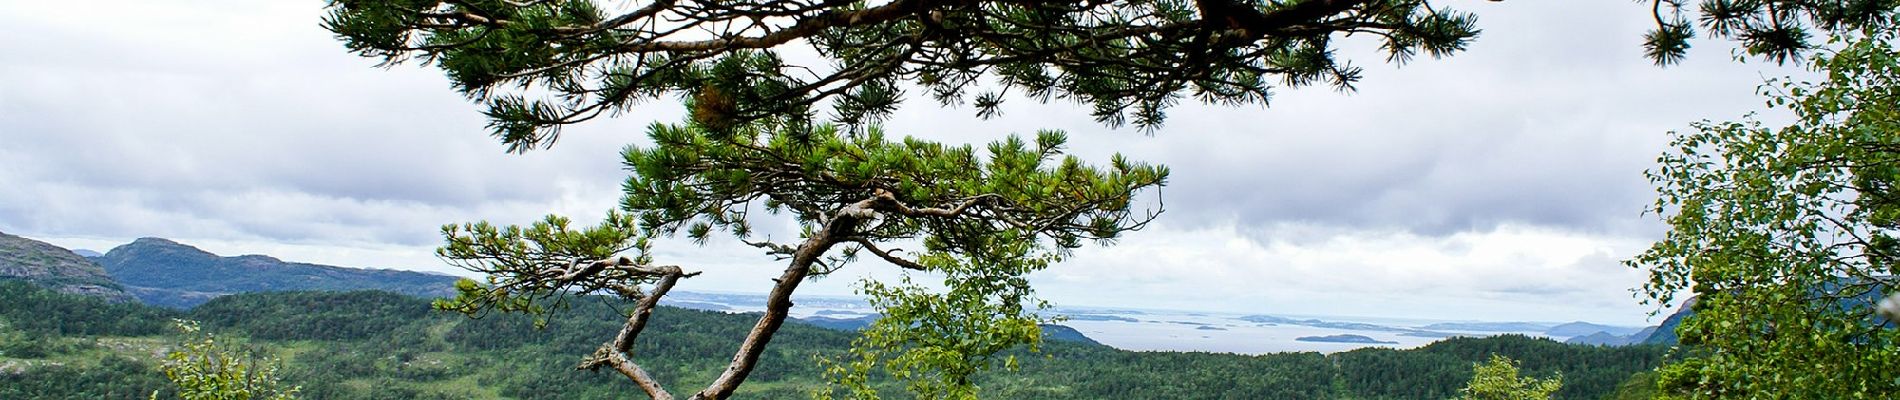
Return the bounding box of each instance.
[1035,223,1658,324]
[1047,2,1799,238]
[1490,282,1588,297]
[2,1,1806,249]
[0,0,1807,321]
[867,2,1809,240]
[0,1,664,246]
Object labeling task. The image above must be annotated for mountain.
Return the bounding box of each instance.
[1564,331,1637,346]
[0,230,133,302]
[70,249,104,258]
[95,237,458,308]
[1640,297,1694,345]
[1627,326,1658,342]
[1040,324,1102,346]
[1544,321,1644,338]
[1563,324,1663,346]
[1637,280,1897,346]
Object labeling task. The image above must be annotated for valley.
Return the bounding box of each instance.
[0,231,1673,399]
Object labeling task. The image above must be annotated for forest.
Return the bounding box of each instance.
[5,1,1898,399]
[0,281,1666,399]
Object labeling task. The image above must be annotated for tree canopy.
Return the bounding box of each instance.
[0,281,1670,400]
[1643,0,1900,65]
[431,121,1163,399]
[155,320,302,400]
[1458,354,1561,400]
[319,0,1900,151]
[324,0,1490,150]
[319,1,1900,399]
[1632,23,1900,398]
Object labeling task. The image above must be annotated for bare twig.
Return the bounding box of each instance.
[850,238,928,271]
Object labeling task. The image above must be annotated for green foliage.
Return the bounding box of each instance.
[315,2,1900,398]
[1458,354,1561,400]
[1604,371,1663,400]
[1642,1,1900,65]
[11,287,1670,400]
[322,0,1482,145]
[0,280,173,362]
[818,257,1047,400]
[1335,334,1665,400]
[0,280,178,336]
[155,320,300,400]
[188,291,438,341]
[0,355,173,400]
[616,123,1167,251]
[0,328,90,359]
[1632,25,1900,398]
[433,211,654,327]
[321,1,1900,145]
[428,117,1166,398]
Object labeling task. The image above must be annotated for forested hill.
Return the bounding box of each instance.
[3,282,1667,399]
[0,230,133,302]
[95,237,458,308]
[1635,277,1897,347]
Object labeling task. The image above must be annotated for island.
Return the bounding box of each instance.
[1295,334,1398,344]
[1063,314,1141,322]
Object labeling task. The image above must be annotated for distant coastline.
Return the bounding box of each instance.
[1295,334,1397,344]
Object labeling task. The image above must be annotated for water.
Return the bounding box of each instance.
[664,291,1604,354]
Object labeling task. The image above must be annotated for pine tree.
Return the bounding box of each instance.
[319,1,1900,399]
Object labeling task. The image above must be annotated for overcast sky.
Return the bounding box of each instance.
[1,2,1811,325]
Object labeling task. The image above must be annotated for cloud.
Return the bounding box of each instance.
[877,1,1807,237]
[0,1,1815,323]
[0,0,669,246]
[1037,222,1659,324]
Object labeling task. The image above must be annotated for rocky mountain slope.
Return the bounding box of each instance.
[0,230,133,302]
[96,237,458,308]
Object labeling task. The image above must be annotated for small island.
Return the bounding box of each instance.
[1295,334,1397,344]
[1063,314,1141,322]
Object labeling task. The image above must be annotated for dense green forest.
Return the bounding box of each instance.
[2,281,1666,399]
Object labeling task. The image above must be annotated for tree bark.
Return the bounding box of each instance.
[690,195,881,399]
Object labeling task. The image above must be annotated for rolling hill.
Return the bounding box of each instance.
[94,237,458,308]
[0,230,133,302]
[2,282,1668,399]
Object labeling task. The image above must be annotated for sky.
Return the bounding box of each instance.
[0,2,1813,326]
